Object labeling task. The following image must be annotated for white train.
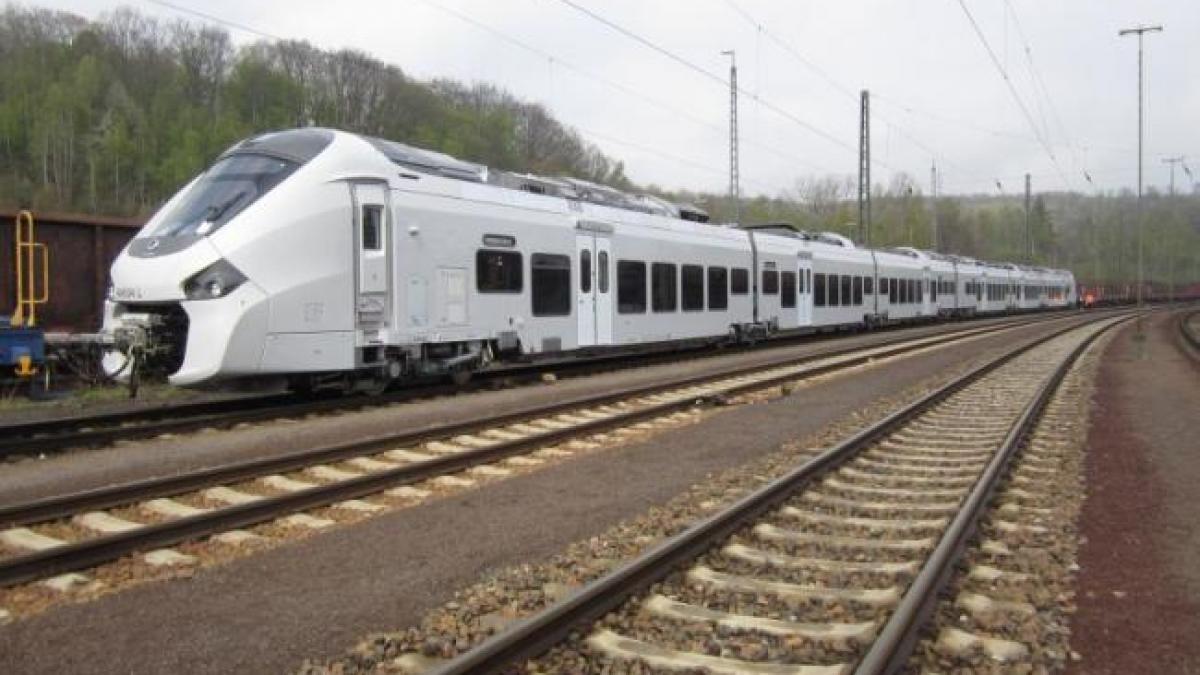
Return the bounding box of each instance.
[101,128,1076,391]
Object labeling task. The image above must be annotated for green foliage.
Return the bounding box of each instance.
[0,6,625,217]
[0,6,1196,288]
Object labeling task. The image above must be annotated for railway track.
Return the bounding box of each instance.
[0,313,1073,460]
[0,313,1072,596]
[422,312,1130,674]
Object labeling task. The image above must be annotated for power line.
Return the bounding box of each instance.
[553,0,865,161]
[418,0,830,174]
[145,0,284,41]
[721,0,974,180]
[955,0,1073,190]
[1002,0,1092,187]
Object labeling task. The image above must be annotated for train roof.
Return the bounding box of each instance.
[272,128,1072,280]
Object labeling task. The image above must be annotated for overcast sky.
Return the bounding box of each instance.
[45,0,1200,197]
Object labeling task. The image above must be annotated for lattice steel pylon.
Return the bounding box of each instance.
[722,50,740,225]
[858,90,871,246]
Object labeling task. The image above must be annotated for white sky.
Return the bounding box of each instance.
[46,0,1200,197]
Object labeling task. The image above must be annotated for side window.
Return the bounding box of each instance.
[598,251,609,293]
[731,268,749,295]
[617,260,646,313]
[762,269,779,295]
[708,267,728,310]
[682,264,704,311]
[814,273,827,307]
[829,274,841,306]
[899,278,908,304]
[865,276,874,295]
[531,253,570,316]
[361,204,382,251]
[840,274,852,307]
[477,250,522,293]
[781,271,796,308]
[580,249,592,293]
[651,262,677,312]
[852,276,863,305]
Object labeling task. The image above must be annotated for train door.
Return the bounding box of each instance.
[353,182,392,333]
[575,232,612,347]
[796,253,812,326]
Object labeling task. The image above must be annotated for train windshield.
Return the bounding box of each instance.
[149,153,298,238]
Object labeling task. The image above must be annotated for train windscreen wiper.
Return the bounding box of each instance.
[198,191,248,234]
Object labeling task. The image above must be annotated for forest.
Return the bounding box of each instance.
[1,5,1197,289]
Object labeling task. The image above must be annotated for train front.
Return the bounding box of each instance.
[102,128,349,387]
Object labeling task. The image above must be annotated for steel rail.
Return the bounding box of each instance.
[0,312,1069,458]
[0,315,1047,529]
[0,314,1071,587]
[428,312,1130,675]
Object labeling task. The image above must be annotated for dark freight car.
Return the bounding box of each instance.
[0,211,143,334]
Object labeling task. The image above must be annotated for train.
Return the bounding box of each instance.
[99,128,1077,392]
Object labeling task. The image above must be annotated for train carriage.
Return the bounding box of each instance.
[100,127,1078,391]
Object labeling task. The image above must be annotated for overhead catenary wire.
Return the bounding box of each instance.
[1002,0,1094,189]
[417,0,831,175]
[955,0,1073,191]
[721,0,978,183]
[552,0,876,165]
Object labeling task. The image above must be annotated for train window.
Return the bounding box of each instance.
[840,275,852,307]
[797,270,805,294]
[931,280,938,301]
[865,277,874,295]
[598,251,609,293]
[918,279,925,302]
[731,268,749,295]
[531,253,571,317]
[829,274,840,305]
[580,250,592,293]
[852,276,863,305]
[814,273,827,307]
[891,278,899,302]
[361,204,383,251]
[617,260,646,313]
[477,250,523,293]
[781,271,796,308]
[652,263,678,312]
[899,278,908,304]
[682,265,704,311]
[708,267,728,310]
[762,270,779,295]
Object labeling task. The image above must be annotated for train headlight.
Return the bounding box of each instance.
[183,259,248,300]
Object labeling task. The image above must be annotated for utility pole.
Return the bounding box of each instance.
[1119,23,1163,306]
[858,90,871,246]
[721,50,740,226]
[930,162,939,252]
[1024,173,1032,263]
[1163,155,1185,195]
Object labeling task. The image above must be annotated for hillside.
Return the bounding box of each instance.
[1,5,1197,286]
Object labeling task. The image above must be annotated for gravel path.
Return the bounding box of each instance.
[0,320,1070,674]
[1068,310,1200,673]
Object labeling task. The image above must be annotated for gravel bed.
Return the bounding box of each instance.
[297,346,1002,674]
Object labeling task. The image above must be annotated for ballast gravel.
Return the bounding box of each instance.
[299,351,997,674]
